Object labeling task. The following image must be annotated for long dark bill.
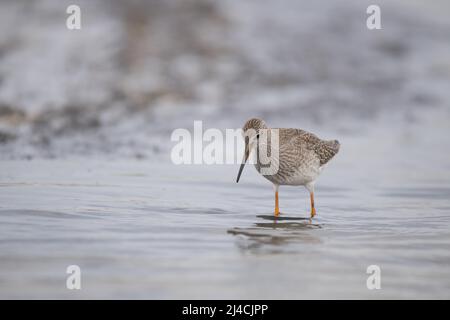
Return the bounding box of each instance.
[236,138,249,183]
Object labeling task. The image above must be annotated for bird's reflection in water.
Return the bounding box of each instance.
[227,214,322,253]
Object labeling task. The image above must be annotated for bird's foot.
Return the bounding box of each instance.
[310,208,316,219]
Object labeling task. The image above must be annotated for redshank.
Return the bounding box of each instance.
[236,118,340,219]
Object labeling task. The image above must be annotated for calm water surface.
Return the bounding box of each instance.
[1,118,450,299]
[1,0,450,299]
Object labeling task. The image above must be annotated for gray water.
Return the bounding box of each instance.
[1,109,450,299]
[1,0,450,299]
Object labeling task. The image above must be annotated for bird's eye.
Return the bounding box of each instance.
[256,133,260,139]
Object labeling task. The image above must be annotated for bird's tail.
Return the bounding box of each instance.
[330,139,340,153]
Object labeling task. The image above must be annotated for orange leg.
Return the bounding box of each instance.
[310,192,316,218]
[275,191,280,217]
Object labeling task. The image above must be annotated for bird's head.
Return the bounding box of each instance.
[236,118,268,183]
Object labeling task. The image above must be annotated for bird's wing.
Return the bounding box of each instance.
[281,129,340,166]
[313,138,340,165]
[275,134,316,178]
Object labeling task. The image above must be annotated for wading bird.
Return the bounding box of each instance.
[236,118,340,219]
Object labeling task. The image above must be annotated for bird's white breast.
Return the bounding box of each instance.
[281,165,322,186]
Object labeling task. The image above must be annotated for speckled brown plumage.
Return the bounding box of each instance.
[277,128,340,166]
[237,118,340,218]
[242,118,268,133]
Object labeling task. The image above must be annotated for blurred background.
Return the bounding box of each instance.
[0,0,449,160]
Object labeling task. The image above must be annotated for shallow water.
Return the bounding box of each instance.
[1,114,450,299]
[1,0,450,299]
